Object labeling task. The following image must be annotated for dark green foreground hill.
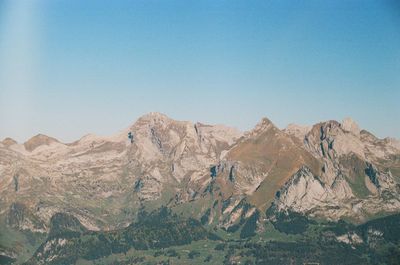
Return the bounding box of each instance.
[25,207,219,265]
[19,209,400,265]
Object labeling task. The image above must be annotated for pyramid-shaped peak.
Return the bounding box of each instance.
[245,116,278,138]
[254,117,276,130]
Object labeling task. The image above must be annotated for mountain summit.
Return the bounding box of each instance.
[24,134,60,152]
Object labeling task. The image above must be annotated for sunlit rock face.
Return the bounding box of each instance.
[275,118,400,221]
[0,113,399,233]
[0,113,243,231]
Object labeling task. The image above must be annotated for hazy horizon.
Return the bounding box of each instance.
[1,0,399,142]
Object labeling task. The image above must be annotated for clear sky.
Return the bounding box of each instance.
[0,0,399,142]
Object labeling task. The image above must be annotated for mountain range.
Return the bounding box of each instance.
[1,112,400,264]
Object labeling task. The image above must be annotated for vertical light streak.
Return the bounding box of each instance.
[0,0,41,140]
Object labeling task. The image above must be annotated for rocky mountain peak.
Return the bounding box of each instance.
[257,117,274,128]
[305,120,367,159]
[342,117,361,137]
[306,120,342,144]
[130,112,184,139]
[246,117,277,138]
[135,112,172,125]
[23,134,60,152]
[1,137,18,147]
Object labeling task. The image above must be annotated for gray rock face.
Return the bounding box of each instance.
[273,119,400,221]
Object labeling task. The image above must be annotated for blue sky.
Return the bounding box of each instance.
[0,0,399,142]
